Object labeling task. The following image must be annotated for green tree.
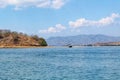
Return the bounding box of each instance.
[38,38,47,46]
[31,35,47,46]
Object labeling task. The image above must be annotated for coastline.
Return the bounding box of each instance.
[0,45,120,49]
[0,46,52,48]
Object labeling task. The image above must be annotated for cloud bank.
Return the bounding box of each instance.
[39,24,66,33]
[69,13,120,28]
[0,0,67,10]
[39,13,120,34]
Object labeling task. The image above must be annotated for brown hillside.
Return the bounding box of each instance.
[0,30,47,47]
[93,42,120,46]
[87,42,120,46]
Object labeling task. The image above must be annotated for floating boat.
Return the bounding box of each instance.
[69,45,72,48]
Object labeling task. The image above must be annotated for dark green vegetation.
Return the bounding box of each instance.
[0,30,47,47]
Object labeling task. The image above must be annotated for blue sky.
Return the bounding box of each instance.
[0,0,120,38]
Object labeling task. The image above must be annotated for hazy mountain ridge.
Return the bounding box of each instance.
[47,35,120,46]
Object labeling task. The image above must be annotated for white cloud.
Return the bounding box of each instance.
[39,24,66,33]
[69,13,120,28]
[51,0,65,9]
[0,0,67,10]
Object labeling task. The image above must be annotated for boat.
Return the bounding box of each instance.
[66,44,72,48]
[69,45,72,48]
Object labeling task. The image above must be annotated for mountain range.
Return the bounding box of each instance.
[47,35,120,46]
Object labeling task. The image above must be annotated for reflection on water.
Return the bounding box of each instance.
[0,47,120,80]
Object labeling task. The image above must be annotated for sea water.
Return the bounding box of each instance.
[0,47,120,80]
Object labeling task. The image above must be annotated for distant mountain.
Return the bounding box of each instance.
[0,30,47,47]
[47,35,120,46]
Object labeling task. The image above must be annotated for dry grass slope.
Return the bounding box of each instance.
[0,30,47,47]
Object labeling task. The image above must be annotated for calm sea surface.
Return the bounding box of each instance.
[0,47,120,80]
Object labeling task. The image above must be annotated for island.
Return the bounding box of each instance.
[0,30,47,48]
[86,42,120,46]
